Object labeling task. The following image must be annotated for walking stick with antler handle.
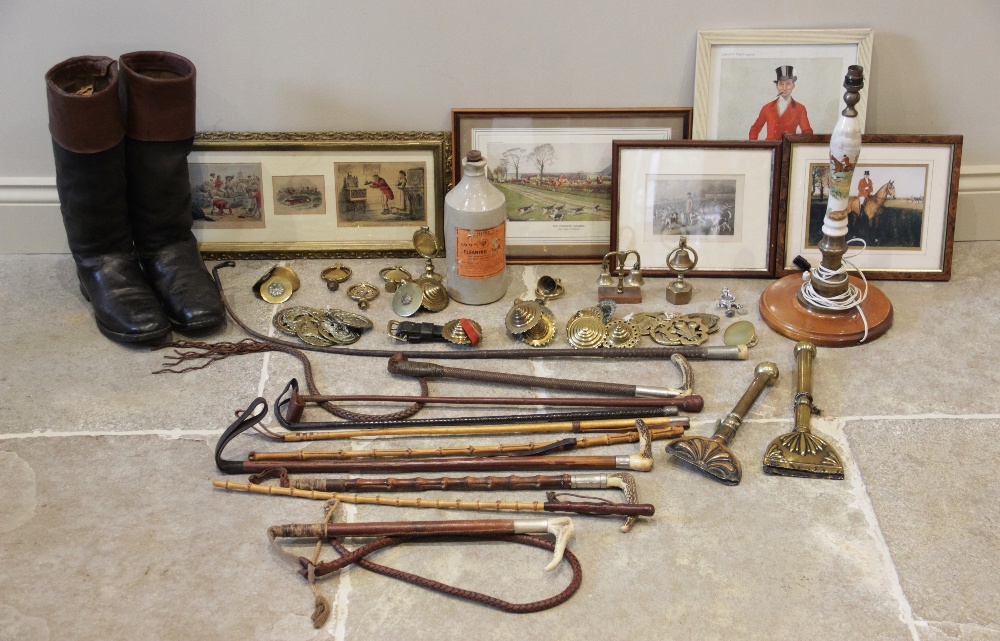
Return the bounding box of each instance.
[254,468,646,533]
[270,516,577,574]
[217,478,654,530]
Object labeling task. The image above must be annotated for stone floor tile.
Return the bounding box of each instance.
[845,417,1000,638]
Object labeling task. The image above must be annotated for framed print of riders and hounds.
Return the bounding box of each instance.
[187,131,450,258]
[692,29,873,141]
[611,140,781,278]
[452,108,692,264]
[777,134,962,281]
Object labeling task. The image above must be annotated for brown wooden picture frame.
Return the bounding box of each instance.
[452,108,692,264]
[776,134,962,280]
[611,139,782,278]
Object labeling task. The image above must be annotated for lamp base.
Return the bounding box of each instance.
[759,274,893,347]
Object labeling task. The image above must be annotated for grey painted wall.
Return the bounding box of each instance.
[1,0,997,250]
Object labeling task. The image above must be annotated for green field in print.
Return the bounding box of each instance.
[486,142,611,222]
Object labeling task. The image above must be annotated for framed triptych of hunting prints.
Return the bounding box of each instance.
[776,134,963,280]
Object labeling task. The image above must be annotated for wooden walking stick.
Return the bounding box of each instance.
[267,415,687,442]
[216,478,654,529]
[258,469,646,533]
[217,399,656,475]
[274,378,679,430]
[248,425,685,461]
[387,352,694,398]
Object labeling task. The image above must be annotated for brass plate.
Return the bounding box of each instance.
[379,266,412,292]
[683,313,721,333]
[521,315,556,347]
[505,300,544,335]
[602,319,639,348]
[420,280,450,312]
[724,320,758,347]
[392,281,424,317]
[566,315,606,349]
[327,309,373,331]
[320,263,352,284]
[413,226,439,258]
[347,282,380,310]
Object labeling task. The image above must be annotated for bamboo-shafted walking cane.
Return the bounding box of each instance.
[255,468,646,532]
[217,399,656,475]
[266,415,686,442]
[217,478,654,530]
[248,425,684,461]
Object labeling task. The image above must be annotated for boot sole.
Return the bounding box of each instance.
[79,281,173,343]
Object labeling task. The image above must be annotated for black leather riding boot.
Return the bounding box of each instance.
[46,56,171,343]
[119,51,225,332]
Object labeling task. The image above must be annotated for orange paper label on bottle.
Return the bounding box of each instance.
[454,222,506,279]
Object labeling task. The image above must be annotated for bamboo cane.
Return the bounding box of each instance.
[216,480,654,525]
[249,425,683,461]
[275,415,688,442]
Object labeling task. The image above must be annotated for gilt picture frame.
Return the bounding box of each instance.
[189,131,451,259]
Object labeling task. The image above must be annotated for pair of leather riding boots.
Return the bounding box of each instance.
[45,52,225,343]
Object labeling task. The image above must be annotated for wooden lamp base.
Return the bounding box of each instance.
[759,274,893,347]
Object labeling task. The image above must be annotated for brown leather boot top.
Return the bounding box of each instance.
[119,51,196,142]
[45,56,125,153]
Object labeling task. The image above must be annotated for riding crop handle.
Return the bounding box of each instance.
[794,342,816,433]
[543,501,654,517]
[388,354,692,398]
[271,520,519,539]
[713,362,780,445]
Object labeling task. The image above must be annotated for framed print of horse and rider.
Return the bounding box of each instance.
[187,131,450,258]
[777,135,963,280]
[692,28,874,141]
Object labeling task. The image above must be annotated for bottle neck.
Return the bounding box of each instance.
[463,159,487,177]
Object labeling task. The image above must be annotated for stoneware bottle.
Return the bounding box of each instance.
[444,150,509,304]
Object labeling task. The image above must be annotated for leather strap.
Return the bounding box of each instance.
[313,535,582,613]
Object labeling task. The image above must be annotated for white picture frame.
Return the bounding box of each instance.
[693,28,874,141]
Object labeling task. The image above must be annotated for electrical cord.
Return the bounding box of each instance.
[799,239,870,342]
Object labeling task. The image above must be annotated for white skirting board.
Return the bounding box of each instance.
[1,167,998,254]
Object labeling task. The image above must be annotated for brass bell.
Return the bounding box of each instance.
[622,250,644,288]
[596,255,616,287]
[671,249,695,271]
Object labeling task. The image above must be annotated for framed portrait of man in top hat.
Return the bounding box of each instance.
[693,29,873,140]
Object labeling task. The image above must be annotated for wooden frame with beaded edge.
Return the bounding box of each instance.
[191,131,451,260]
[775,133,962,281]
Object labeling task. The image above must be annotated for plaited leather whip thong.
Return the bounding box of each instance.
[270,501,581,627]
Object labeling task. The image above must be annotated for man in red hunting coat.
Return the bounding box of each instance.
[857,169,874,211]
[749,65,813,141]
